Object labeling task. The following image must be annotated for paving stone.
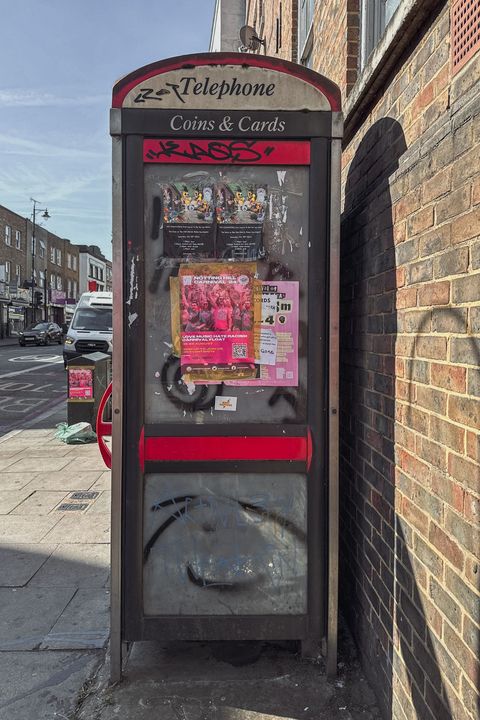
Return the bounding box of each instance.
[0,587,76,649]
[11,491,68,515]
[42,514,110,544]
[88,492,111,513]
[0,650,103,720]
[29,543,110,588]
[0,489,34,514]
[0,544,57,587]
[41,588,110,649]
[0,457,25,472]
[9,446,73,458]
[6,457,72,473]
[67,456,109,471]
[0,447,24,457]
[0,472,38,491]
[90,472,112,492]
[23,471,102,492]
[0,516,60,543]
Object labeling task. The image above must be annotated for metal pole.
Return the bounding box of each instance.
[44,268,48,321]
[31,203,36,324]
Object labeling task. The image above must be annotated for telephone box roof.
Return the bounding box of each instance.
[112,52,341,112]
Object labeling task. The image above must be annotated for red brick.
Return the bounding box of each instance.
[451,207,480,244]
[402,496,430,535]
[430,468,465,512]
[407,206,435,237]
[396,287,417,308]
[415,336,447,360]
[443,623,479,686]
[472,175,480,206]
[466,431,480,462]
[394,190,422,222]
[449,396,480,430]
[396,267,406,288]
[430,415,465,453]
[418,281,450,306]
[464,491,480,523]
[398,448,430,482]
[448,453,480,492]
[429,523,464,570]
[412,81,435,117]
[464,557,480,591]
[431,363,466,393]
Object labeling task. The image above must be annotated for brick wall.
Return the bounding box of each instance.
[220,1,479,716]
[312,0,359,100]
[249,0,479,718]
[246,0,298,62]
[0,205,28,287]
[339,2,480,718]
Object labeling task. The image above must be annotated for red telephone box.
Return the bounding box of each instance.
[108,53,342,680]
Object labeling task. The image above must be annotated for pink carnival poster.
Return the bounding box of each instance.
[178,262,257,382]
[227,280,299,387]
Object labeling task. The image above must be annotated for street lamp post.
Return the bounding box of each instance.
[30,199,50,324]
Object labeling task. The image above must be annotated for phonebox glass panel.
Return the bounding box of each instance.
[144,151,310,426]
[143,472,307,615]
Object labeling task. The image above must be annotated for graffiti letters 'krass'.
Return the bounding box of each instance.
[134,76,276,104]
[145,139,274,163]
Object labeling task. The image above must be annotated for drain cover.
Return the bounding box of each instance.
[58,503,89,512]
[70,491,99,500]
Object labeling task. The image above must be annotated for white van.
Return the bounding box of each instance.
[63,291,113,367]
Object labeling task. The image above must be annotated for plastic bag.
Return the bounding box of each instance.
[54,421,97,444]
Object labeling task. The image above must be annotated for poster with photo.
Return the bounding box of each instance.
[162,180,215,258]
[226,280,299,387]
[178,262,257,382]
[216,181,267,260]
[68,367,94,400]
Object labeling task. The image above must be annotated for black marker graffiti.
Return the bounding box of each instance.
[144,494,306,592]
[134,87,170,103]
[145,140,275,164]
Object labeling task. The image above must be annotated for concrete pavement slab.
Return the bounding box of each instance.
[89,491,111,513]
[0,488,34,513]
[0,456,25,471]
[11,490,68,514]
[41,588,110,650]
[29,543,110,588]
[0,544,57,587]
[90,471,112,491]
[22,470,102,491]
[0,650,103,720]
[0,587,76,650]
[9,445,74,458]
[76,640,381,720]
[0,472,38,490]
[0,515,59,543]
[42,513,110,543]
[6,456,73,472]
[66,455,109,471]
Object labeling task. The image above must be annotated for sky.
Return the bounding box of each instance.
[0,0,216,260]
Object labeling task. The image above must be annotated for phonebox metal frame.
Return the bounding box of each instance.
[110,53,342,682]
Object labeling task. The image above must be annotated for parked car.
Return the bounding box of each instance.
[18,322,64,346]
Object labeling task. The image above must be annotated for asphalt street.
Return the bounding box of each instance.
[0,343,66,436]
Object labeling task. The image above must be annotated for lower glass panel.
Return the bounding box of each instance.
[143,473,307,615]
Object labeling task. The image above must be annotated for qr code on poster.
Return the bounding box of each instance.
[232,343,248,359]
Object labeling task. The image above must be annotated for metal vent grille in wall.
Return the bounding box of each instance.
[451,0,480,75]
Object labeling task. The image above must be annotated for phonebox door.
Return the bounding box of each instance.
[111,54,341,646]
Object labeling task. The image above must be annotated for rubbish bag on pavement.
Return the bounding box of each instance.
[54,421,97,444]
